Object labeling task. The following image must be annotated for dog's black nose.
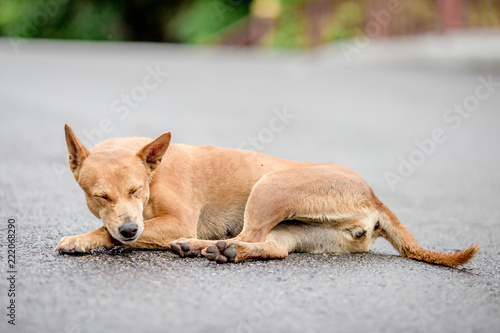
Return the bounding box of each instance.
[119,222,138,239]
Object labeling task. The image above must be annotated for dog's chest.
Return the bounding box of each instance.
[196,206,245,240]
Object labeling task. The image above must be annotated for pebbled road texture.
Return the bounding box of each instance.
[0,34,499,333]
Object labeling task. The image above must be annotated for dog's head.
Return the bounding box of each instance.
[64,124,171,244]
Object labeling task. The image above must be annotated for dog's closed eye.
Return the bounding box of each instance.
[129,186,142,195]
[94,194,110,201]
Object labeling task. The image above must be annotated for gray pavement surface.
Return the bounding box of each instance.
[0,33,500,333]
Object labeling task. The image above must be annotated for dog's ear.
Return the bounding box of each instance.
[137,132,171,172]
[64,124,90,175]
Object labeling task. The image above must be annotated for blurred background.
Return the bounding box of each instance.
[1,0,499,48]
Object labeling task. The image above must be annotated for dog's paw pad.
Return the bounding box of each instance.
[181,243,190,252]
[170,241,201,258]
[204,245,219,260]
[222,244,237,261]
[203,243,237,264]
[171,243,181,254]
[216,255,228,264]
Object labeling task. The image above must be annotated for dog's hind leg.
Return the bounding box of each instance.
[200,164,380,263]
[233,164,376,243]
[200,221,369,263]
[195,163,480,266]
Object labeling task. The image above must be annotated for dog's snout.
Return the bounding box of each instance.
[119,222,138,239]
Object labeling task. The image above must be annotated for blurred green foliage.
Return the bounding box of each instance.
[0,0,250,42]
[0,0,125,40]
[170,0,251,44]
[0,0,498,48]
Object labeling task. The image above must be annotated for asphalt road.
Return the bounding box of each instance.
[0,33,499,333]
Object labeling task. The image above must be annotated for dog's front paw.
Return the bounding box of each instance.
[170,238,212,258]
[54,235,89,254]
[55,234,111,254]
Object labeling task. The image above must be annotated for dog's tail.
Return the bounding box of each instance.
[376,201,480,267]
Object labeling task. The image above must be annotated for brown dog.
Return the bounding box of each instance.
[55,124,480,266]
